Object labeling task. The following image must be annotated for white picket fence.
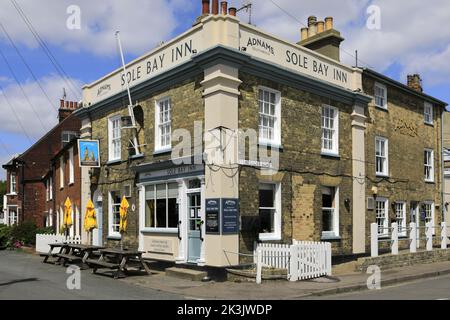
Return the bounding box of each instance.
[35,233,81,253]
[254,240,332,283]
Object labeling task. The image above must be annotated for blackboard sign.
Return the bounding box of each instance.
[205,198,220,234]
[222,198,239,234]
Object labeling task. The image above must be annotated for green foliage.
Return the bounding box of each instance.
[36,227,54,235]
[10,221,38,246]
[0,224,12,248]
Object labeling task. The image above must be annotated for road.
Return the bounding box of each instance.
[308,274,450,300]
[0,250,184,300]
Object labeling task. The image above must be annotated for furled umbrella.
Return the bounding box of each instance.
[83,199,98,245]
[63,197,73,237]
[119,196,129,250]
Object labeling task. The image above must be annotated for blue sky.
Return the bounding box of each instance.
[0,0,449,180]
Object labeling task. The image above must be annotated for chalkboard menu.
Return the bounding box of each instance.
[221,198,239,234]
[205,198,220,234]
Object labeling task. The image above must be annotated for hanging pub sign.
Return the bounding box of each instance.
[221,198,239,234]
[205,198,220,235]
[78,140,101,168]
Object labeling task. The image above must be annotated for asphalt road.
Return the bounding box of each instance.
[0,250,184,300]
[310,274,450,300]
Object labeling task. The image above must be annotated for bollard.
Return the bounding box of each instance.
[426,222,433,251]
[371,223,378,257]
[391,223,398,255]
[410,222,417,253]
[442,222,448,249]
[256,248,262,284]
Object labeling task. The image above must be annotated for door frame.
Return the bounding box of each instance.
[186,190,202,264]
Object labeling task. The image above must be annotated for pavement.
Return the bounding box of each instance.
[2,249,450,300]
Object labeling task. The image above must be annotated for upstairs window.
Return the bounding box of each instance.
[10,174,16,194]
[424,149,434,182]
[375,137,389,176]
[62,131,77,147]
[321,105,339,155]
[374,82,387,109]
[59,157,64,189]
[258,87,281,146]
[108,116,122,161]
[155,98,172,152]
[424,102,433,125]
[69,148,74,184]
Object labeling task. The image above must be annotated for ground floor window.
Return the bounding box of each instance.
[109,192,121,237]
[423,201,435,235]
[258,183,281,240]
[8,208,18,226]
[376,198,389,237]
[321,186,339,238]
[145,183,179,230]
[395,202,407,237]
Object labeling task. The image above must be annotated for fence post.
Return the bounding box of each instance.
[371,223,378,257]
[441,222,448,249]
[426,222,433,251]
[289,244,298,282]
[410,222,417,253]
[391,223,398,255]
[326,242,332,276]
[256,248,262,285]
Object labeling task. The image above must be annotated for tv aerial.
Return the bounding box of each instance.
[237,0,253,25]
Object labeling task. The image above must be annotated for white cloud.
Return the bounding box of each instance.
[0,0,197,57]
[0,74,83,140]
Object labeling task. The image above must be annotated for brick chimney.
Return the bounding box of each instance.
[407,74,423,93]
[59,99,79,122]
[298,16,345,62]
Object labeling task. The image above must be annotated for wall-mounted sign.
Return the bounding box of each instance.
[139,164,204,183]
[205,198,220,235]
[78,140,100,168]
[148,239,173,254]
[221,198,239,234]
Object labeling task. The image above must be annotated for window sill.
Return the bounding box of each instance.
[425,180,435,184]
[424,122,434,127]
[375,105,388,111]
[377,235,390,239]
[130,153,145,160]
[141,228,178,234]
[259,234,281,242]
[6,193,17,196]
[258,141,283,150]
[321,151,340,159]
[321,234,341,241]
[107,235,122,240]
[153,148,172,156]
[376,173,390,178]
[107,159,122,166]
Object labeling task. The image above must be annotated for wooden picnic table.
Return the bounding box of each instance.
[56,244,105,269]
[85,248,151,279]
[40,243,70,264]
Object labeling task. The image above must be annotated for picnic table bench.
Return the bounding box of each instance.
[56,244,105,269]
[40,243,70,264]
[86,248,151,279]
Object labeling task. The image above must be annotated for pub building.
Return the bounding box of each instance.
[75,0,447,268]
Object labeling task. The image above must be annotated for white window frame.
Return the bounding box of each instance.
[155,97,172,153]
[46,179,50,202]
[321,186,340,239]
[258,182,282,241]
[423,201,435,235]
[68,147,74,185]
[10,174,16,195]
[424,149,434,182]
[108,192,121,238]
[108,115,122,162]
[8,206,18,226]
[321,105,339,156]
[258,86,281,147]
[375,136,389,176]
[59,157,64,189]
[376,198,389,238]
[395,201,407,237]
[424,102,433,125]
[374,82,388,109]
[49,176,53,200]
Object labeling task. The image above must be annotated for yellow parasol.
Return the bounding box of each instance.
[83,199,98,232]
[119,196,129,234]
[63,197,73,229]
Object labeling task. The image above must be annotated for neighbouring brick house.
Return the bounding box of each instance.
[2,100,81,229]
[74,1,447,268]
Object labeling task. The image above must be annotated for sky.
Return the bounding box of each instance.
[0,0,449,180]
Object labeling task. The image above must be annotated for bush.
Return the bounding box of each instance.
[36,227,54,235]
[0,224,12,248]
[10,221,38,246]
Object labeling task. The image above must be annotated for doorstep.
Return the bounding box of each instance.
[165,267,208,281]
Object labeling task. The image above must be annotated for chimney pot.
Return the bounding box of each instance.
[317,21,325,33]
[65,101,69,109]
[60,99,65,109]
[407,74,423,92]
[70,101,73,109]
[325,17,333,30]
[229,7,237,16]
[308,16,317,27]
[221,1,228,15]
[202,0,210,15]
[308,23,317,38]
[212,0,219,14]
[301,28,309,41]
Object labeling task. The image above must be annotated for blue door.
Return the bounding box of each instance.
[188,193,202,263]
